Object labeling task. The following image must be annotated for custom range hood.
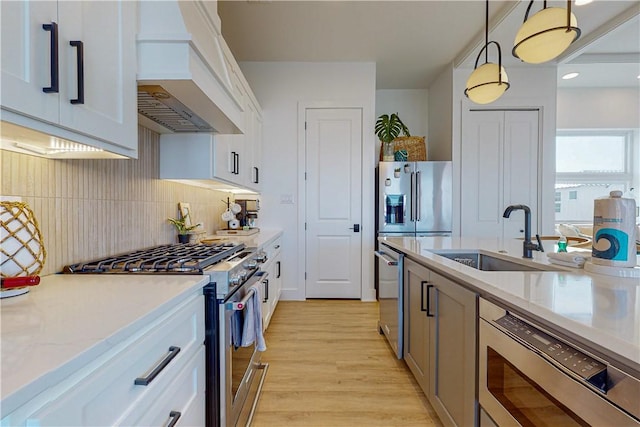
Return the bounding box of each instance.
[137,1,243,135]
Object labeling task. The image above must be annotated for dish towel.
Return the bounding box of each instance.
[241,282,267,351]
[231,310,243,349]
[546,252,590,268]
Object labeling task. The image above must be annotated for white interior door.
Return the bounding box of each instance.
[461,109,539,239]
[305,108,362,299]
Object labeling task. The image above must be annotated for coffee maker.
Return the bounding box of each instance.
[235,199,259,229]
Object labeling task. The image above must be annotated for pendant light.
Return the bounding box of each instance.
[465,0,510,104]
[513,0,581,64]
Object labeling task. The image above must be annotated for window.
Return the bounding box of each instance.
[555,130,636,223]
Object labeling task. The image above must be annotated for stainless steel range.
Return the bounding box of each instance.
[63,242,269,427]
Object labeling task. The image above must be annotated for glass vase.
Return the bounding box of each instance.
[382,141,395,161]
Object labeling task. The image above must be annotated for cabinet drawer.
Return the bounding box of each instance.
[122,348,206,427]
[14,295,204,426]
[264,236,282,261]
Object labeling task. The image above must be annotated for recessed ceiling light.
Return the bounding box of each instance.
[575,0,593,5]
[562,72,580,80]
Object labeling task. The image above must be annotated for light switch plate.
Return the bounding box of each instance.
[280,194,294,204]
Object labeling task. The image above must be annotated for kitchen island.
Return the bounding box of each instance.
[381,235,640,426]
[381,235,640,369]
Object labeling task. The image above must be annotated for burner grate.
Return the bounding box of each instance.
[63,243,244,274]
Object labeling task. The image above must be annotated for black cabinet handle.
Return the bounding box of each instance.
[69,41,84,104]
[42,22,59,93]
[426,284,435,317]
[235,152,240,175]
[230,151,237,174]
[276,261,281,278]
[167,411,181,427]
[420,281,428,312]
[134,346,181,386]
[263,278,269,303]
[253,166,259,184]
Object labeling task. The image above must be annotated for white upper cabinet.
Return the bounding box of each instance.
[0,0,138,158]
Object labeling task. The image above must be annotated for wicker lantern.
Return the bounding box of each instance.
[1,202,47,277]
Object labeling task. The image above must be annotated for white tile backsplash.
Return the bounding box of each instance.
[1,126,231,276]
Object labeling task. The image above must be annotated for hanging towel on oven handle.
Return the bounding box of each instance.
[241,282,267,351]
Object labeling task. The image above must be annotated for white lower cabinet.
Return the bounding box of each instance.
[403,257,477,427]
[2,294,205,426]
[261,236,282,330]
[123,348,205,427]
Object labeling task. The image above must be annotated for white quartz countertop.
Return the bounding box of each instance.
[0,274,208,416]
[380,236,640,372]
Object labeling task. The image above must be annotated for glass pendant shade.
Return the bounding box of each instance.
[465,63,510,104]
[513,5,580,64]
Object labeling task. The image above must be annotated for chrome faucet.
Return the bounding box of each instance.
[502,204,544,258]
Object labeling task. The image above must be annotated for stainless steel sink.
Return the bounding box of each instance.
[433,251,549,271]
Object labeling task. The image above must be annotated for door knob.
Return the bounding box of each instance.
[349,224,360,232]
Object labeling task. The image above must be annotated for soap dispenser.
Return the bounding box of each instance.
[557,235,567,252]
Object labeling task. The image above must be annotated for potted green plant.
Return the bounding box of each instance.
[168,216,201,243]
[375,113,410,161]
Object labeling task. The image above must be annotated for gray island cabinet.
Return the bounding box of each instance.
[403,257,477,427]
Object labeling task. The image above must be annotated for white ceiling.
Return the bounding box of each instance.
[218,0,640,90]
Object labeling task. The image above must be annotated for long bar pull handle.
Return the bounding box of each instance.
[69,41,84,104]
[134,346,181,386]
[230,151,237,174]
[425,284,435,317]
[253,167,259,184]
[42,22,59,93]
[166,411,181,427]
[410,172,415,221]
[420,281,428,312]
[235,152,240,175]
[263,278,269,303]
[415,170,421,221]
[276,261,281,278]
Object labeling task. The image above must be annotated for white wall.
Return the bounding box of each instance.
[451,66,558,236]
[428,64,454,162]
[238,61,377,301]
[557,87,640,129]
[375,90,428,140]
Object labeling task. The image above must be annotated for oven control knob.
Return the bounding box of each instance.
[238,269,248,280]
[255,251,267,263]
[230,275,241,286]
[245,260,258,269]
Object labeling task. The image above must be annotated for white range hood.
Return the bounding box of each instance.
[137,1,244,135]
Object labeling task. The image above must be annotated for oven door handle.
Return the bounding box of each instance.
[227,272,269,311]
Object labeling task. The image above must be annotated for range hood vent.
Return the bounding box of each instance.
[138,86,215,133]
[136,1,243,136]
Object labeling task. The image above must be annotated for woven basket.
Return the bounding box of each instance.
[1,202,47,277]
[379,136,427,161]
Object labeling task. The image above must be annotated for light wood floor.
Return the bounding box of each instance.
[251,300,443,427]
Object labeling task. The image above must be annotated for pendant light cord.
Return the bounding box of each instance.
[485,0,489,64]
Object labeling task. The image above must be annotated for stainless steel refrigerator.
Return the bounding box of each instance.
[377,161,452,236]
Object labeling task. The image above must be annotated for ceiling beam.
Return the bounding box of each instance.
[567,52,640,64]
[558,5,640,63]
